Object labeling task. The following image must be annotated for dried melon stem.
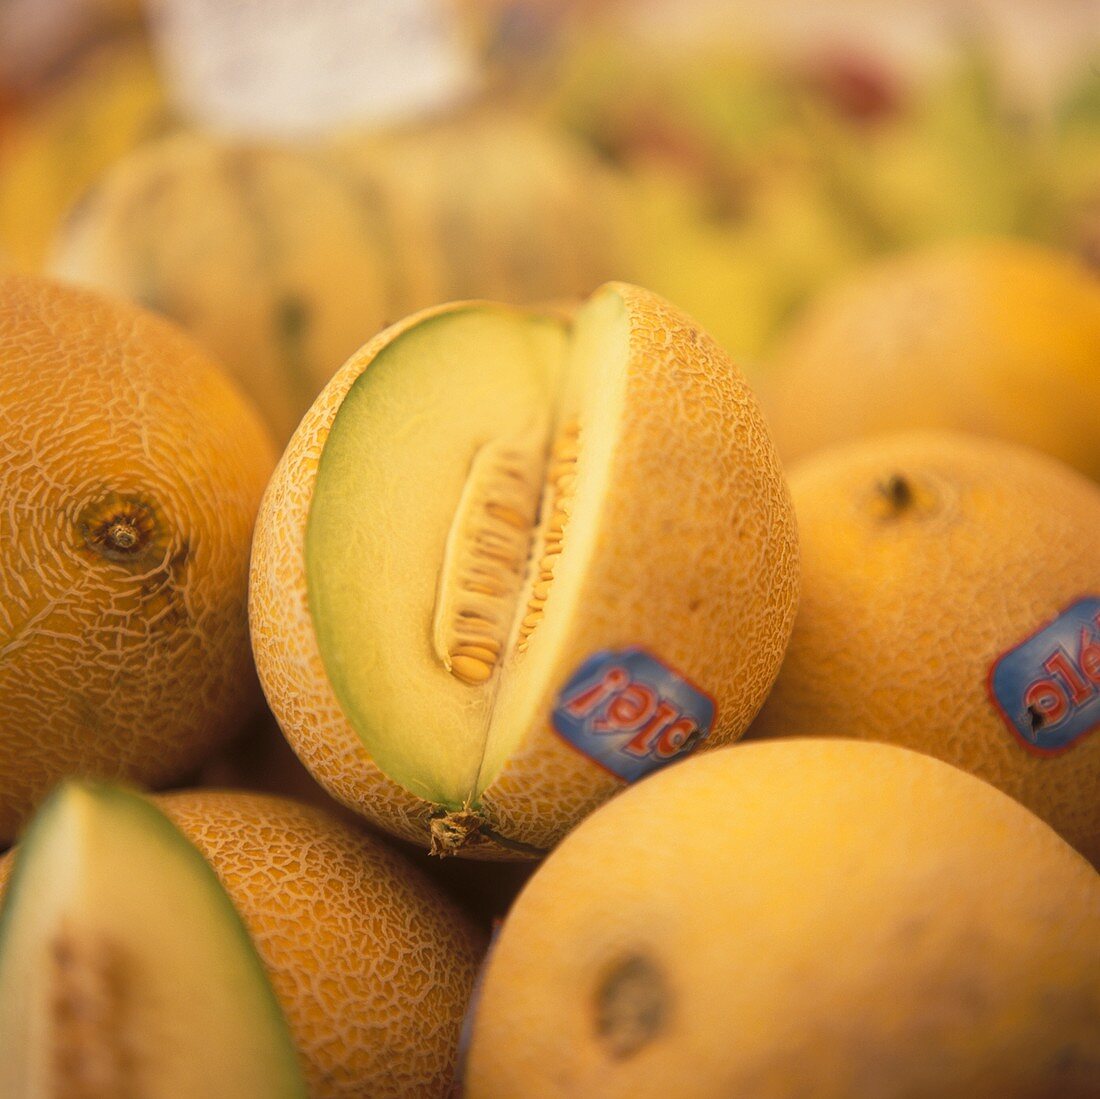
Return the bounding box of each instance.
[432,418,580,687]
[869,472,943,521]
[49,924,133,1099]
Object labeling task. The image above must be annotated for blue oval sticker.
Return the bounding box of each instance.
[988,596,1100,756]
[552,648,716,782]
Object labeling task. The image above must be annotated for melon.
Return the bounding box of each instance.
[50,112,628,444]
[0,272,275,844]
[748,431,1100,863]
[150,790,486,1098]
[0,781,306,1098]
[0,787,487,1098]
[762,239,1100,479]
[250,282,799,856]
[466,739,1100,1098]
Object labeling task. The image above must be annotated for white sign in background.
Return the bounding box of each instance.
[147,0,480,139]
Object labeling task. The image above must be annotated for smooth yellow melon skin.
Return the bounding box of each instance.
[0,789,487,1098]
[0,273,275,845]
[762,239,1100,479]
[466,739,1100,1099]
[0,36,171,271]
[748,432,1100,864]
[249,284,799,856]
[335,108,627,313]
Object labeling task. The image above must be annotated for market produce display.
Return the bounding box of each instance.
[0,1,1096,1096]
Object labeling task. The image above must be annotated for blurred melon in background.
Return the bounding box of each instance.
[1,0,1096,432]
[0,28,172,272]
[531,0,1100,369]
[50,110,629,444]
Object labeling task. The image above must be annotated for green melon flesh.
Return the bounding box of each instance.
[305,293,629,809]
[0,781,306,1099]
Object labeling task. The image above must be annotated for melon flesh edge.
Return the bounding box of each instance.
[305,291,630,810]
[0,782,306,1099]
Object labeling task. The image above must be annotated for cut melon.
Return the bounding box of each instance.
[253,282,799,856]
[0,781,306,1099]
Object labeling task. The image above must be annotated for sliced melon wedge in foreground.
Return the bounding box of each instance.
[0,781,306,1099]
[251,282,800,856]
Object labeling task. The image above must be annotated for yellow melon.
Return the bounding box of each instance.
[0,34,171,272]
[748,431,1100,863]
[49,131,392,445]
[334,107,627,311]
[0,788,487,1098]
[762,238,1100,479]
[466,738,1100,1099]
[0,272,275,845]
[50,111,628,445]
[250,283,799,857]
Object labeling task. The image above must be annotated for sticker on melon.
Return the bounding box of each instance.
[0,781,307,1099]
[250,281,799,858]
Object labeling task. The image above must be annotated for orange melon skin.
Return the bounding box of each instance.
[249,284,799,857]
[0,273,275,845]
[0,789,488,1098]
[154,791,488,1099]
[748,431,1100,864]
[762,239,1100,480]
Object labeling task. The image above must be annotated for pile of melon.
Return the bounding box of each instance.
[0,4,1098,1097]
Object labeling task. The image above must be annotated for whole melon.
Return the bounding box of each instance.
[0,272,274,844]
[748,431,1100,863]
[466,739,1100,1099]
[762,238,1100,479]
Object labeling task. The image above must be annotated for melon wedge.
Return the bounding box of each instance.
[0,781,306,1099]
[251,282,799,856]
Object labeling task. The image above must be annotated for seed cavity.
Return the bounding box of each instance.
[50,923,135,1099]
[78,494,161,564]
[433,417,581,685]
[433,432,547,685]
[595,953,670,1061]
[516,419,580,655]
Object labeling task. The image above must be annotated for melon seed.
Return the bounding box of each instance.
[50,924,133,1099]
[433,431,547,685]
